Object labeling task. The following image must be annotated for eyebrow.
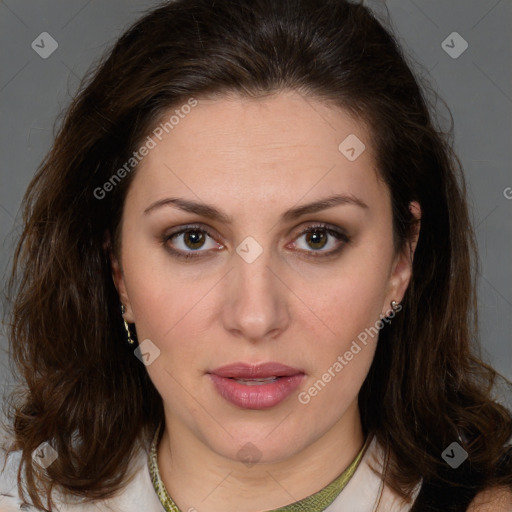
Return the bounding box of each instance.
[143,193,368,222]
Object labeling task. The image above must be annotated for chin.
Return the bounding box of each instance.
[202,420,313,466]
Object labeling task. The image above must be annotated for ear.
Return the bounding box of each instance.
[104,231,135,323]
[382,201,421,316]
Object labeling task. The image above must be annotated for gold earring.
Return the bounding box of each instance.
[121,304,135,345]
[386,300,401,325]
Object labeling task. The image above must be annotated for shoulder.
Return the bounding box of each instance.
[0,442,165,512]
[467,486,512,512]
[0,445,24,511]
[326,435,421,512]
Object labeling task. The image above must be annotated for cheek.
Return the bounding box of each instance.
[299,257,392,346]
[306,277,382,374]
[125,273,207,344]
[291,243,392,402]
[297,275,383,412]
[119,223,203,335]
[120,246,180,342]
[296,327,376,433]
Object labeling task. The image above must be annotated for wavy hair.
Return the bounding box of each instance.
[3,0,512,510]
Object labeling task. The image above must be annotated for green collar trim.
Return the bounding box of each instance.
[148,426,370,512]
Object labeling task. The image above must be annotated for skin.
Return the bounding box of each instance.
[468,487,512,511]
[111,91,421,511]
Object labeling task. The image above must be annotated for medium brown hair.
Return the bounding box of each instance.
[4,0,512,510]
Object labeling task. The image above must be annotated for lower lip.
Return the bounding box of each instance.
[209,374,305,410]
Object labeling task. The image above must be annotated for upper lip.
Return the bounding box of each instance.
[210,362,304,379]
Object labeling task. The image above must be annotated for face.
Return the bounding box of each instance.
[112,91,419,464]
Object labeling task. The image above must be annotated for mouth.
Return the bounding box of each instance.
[232,377,280,386]
[208,362,306,410]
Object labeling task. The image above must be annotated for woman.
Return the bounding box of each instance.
[1,0,511,510]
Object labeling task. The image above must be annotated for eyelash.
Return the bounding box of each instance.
[162,223,350,261]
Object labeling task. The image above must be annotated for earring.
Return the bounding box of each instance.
[121,304,135,345]
[386,300,401,325]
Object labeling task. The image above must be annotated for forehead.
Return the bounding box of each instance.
[126,91,386,216]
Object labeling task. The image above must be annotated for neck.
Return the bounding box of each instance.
[157,400,365,512]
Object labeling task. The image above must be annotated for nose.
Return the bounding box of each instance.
[221,244,291,343]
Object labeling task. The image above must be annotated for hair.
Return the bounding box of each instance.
[3,0,512,510]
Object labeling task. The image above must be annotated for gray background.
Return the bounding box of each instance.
[1,0,511,409]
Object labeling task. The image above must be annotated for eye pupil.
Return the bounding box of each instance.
[306,229,327,250]
[184,231,205,249]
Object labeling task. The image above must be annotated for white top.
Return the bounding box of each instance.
[0,436,421,511]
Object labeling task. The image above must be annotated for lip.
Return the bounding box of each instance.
[210,362,304,379]
[208,362,305,410]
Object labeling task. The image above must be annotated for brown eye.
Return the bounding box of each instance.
[182,230,207,250]
[304,229,329,250]
[163,224,224,260]
[292,223,350,258]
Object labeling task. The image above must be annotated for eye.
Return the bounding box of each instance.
[162,222,349,261]
[163,225,224,260]
[291,223,349,258]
